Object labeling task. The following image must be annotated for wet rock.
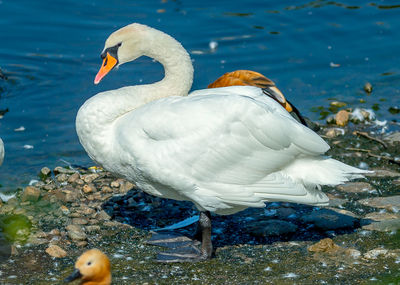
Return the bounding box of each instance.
[364,248,388,259]
[384,132,400,145]
[362,219,400,232]
[66,224,87,241]
[45,245,67,258]
[95,210,111,221]
[335,110,350,126]
[83,184,96,193]
[345,248,361,259]
[39,167,51,180]
[363,82,373,93]
[72,218,88,225]
[366,168,400,178]
[248,219,297,237]
[101,186,113,193]
[308,238,341,254]
[120,181,135,194]
[336,182,375,194]
[364,211,400,221]
[67,172,80,183]
[60,205,70,215]
[358,195,400,210]
[86,225,100,232]
[82,173,99,183]
[56,173,69,183]
[21,186,41,202]
[301,209,358,230]
[324,128,344,138]
[54,166,76,175]
[111,180,120,188]
[43,183,56,191]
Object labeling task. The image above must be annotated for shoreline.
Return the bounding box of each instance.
[0,121,399,283]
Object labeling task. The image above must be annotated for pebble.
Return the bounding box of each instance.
[54,166,76,175]
[335,110,350,126]
[83,184,96,193]
[336,182,376,194]
[95,210,111,221]
[40,167,51,178]
[45,245,67,258]
[56,174,69,183]
[111,180,120,188]
[364,212,400,222]
[72,218,89,225]
[308,238,341,253]
[324,128,345,138]
[364,248,388,260]
[363,82,373,93]
[21,186,41,202]
[66,224,87,241]
[82,173,99,183]
[384,132,400,145]
[362,219,400,232]
[68,173,80,183]
[358,195,400,210]
[345,248,361,259]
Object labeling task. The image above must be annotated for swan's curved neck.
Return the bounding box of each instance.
[77,28,193,134]
[76,29,193,165]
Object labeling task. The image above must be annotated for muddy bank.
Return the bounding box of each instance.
[0,122,400,284]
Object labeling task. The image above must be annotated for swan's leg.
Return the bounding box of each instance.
[149,211,213,262]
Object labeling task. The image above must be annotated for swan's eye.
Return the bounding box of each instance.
[117,42,122,47]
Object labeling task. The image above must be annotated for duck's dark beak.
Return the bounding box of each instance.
[64,268,82,283]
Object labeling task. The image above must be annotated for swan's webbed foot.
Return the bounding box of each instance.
[147,211,213,263]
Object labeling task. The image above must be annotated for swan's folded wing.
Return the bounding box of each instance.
[115,87,330,207]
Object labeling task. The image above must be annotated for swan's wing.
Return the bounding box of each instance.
[115,86,330,211]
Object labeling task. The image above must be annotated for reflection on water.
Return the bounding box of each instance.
[0,0,399,191]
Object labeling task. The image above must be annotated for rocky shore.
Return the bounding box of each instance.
[0,119,400,284]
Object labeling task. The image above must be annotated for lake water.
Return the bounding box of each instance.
[0,0,399,191]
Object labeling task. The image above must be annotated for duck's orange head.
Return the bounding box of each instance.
[64,249,111,285]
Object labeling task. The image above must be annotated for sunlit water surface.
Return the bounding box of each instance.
[0,0,400,191]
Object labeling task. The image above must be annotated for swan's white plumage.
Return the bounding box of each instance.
[77,23,368,215]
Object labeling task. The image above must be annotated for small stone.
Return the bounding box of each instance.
[66,224,87,241]
[75,241,88,247]
[364,248,388,259]
[336,182,375,194]
[325,128,344,138]
[46,245,67,258]
[21,186,41,202]
[101,186,113,193]
[82,173,99,184]
[39,167,51,180]
[308,238,341,253]
[345,248,361,259]
[330,101,347,108]
[362,219,400,232]
[54,166,76,175]
[335,110,350,126]
[384,132,400,145]
[65,192,79,203]
[76,179,85,185]
[83,184,96,194]
[363,82,373,93]
[72,218,88,225]
[68,172,80,183]
[110,180,120,188]
[120,181,135,193]
[86,225,100,232]
[60,205,70,215]
[95,210,111,221]
[43,184,56,191]
[358,196,400,210]
[56,173,69,183]
[364,212,400,221]
[49,229,61,236]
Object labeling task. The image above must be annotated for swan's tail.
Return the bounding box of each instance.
[284,156,372,187]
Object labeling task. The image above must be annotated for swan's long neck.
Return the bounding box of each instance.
[76,27,193,164]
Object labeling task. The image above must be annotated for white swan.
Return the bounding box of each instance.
[0,138,4,165]
[76,23,368,262]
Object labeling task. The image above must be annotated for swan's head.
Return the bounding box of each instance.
[64,249,111,284]
[94,23,151,84]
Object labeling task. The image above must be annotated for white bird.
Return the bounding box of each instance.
[0,138,4,166]
[76,23,369,262]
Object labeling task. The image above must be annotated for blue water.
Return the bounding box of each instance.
[0,0,399,191]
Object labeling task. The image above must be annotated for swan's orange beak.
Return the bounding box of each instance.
[94,52,118,84]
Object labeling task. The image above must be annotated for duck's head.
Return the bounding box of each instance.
[94,23,152,84]
[64,249,111,285]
